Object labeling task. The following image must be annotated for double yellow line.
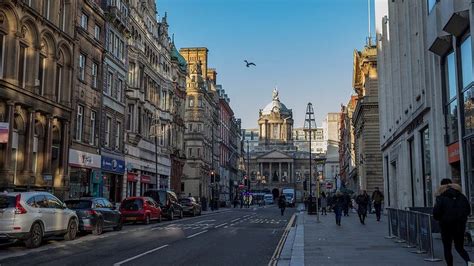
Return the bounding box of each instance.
[268,213,297,266]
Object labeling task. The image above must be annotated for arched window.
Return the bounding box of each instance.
[57,45,72,105]
[18,21,39,90]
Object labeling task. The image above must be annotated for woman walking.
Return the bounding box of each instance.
[355,190,370,224]
[320,192,328,215]
[332,191,345,226]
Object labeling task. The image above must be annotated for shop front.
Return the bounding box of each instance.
[102,156,125,204]
[140,175,151,195]
[126,172,139,197]
[68,149,101,199]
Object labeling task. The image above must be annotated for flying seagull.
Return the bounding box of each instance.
[244,60,256,67]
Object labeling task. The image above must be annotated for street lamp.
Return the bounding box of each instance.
[315,157,326,223]
[304,103,316,215]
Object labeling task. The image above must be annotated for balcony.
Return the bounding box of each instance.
[105,5,130,33]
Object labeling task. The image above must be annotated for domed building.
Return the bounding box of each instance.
[244,89,322,200]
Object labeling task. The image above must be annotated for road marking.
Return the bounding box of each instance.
[215,223,227,228]
[113,244,169,266]
[243,214,251,218]
[186,230,208,239]
[195,219,216,224]
[230,218,241,223]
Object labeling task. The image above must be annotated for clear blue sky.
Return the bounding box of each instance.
[158,0,374,128]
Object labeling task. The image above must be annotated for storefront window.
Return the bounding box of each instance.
[420,127,433,207]
[461,36,473,89]
[464,87,474,136]
[446,101,459,143]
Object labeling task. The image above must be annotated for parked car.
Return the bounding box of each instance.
[263,194,274,205]
[179,197,201,216]
[0,192,78,248]
[119,197,161,225]
[65,198,122,235]
[143,190,183,220]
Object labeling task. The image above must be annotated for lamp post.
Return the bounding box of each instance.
[246,139,250,192]
[315,157,326,223]
[304,103,316,214]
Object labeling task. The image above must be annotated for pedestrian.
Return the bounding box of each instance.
[320,192,328,215]
[342,193,350,216]
[332,191,345,226]
[278,194,286,216]
[371,187,384,221]
[355,190,369,224]
[433,179,471,266]
[233,195,238,208]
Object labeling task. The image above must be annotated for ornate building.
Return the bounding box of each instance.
[245,89,321,201]
[339,95,358,191]
[0,0,74,197]
[352,45,383,194]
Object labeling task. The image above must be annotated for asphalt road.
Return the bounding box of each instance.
[0,205,295,266]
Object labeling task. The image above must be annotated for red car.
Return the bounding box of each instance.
[119,197,162,224]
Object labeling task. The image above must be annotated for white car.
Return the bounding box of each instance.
[0,192,79,248]
[263,194,274,205]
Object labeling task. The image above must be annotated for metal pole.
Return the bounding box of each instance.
[424,214,442,262]
[247,140,250,191]
[385,208,395,239]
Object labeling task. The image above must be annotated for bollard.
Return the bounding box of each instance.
[424,213,442,262]
[411,211,426,254]
[385,208,395,239]
[403,210,415,248]
[395,209,406,243]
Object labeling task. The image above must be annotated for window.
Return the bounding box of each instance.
[117,79,123,102]
[188,97,194,107]
[160,124,165,146]
[198,96,203,107]
[119,40,125,60]
[197,148,201,157]
[38,55,45,95]
[90,111,96,145]
[445,51,458,143]
[127,104,134,131]
[59,0,66,31]
[464,87,474,136]
[129,63,136,86]
[106,71,113,95]
[197,124,202,132]
[80,12,88,30]
[427,0,436,13]
[79,54,86,81]
[105,117,111,147]
[461,36,473,89]
[114,35,119,57]
[46,195,63,209]
[18,45,26,88]
[44,0,51,20]
[115,121,121,149]
[108,31,114,52]
[188,148,192,157]
[55,65,62,103]
[76,105,84,141]
[94,24,100,40]
[91,63,98,88]
[188,123,193,132]
[0,34,4,78]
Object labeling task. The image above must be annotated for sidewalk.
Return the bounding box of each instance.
[278,207,474,266]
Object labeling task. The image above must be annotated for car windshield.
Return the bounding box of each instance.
[121,199,143,211]
[0,195,16,208]
[65,200,92,209]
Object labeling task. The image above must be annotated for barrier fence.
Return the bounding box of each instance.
[386,208,442,262]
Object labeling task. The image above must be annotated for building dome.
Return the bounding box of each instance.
[261,88,291,115]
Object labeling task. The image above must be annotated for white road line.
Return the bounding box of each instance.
[113,244,169,266]
[215,223,227,228]
[186,230,208,239]
[195,219,216,224]
[243,214,251,218]
[230,218,241,223]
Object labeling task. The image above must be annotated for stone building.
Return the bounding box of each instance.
[339,95,358,191]
[180,48,220,201]
[351,45,383,194]
[68,0,105,199]
[0,0,74,198]
[293,127,325,154]
[375,0,474,208]
[323,113,341,187]
[244,89,323,201]
[125,1,174,199]
[98,0,129,202]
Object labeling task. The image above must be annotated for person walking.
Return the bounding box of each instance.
[355,190,370,224]
[332,191,344,226]
[320,192,328,215]
[371,187,384,221]
[342,193,350,216]
[433,179,471,266]
[278,194,286,216]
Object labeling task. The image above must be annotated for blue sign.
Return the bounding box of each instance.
[101,157,125,174]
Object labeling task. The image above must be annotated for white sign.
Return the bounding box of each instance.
[69,149,101,169]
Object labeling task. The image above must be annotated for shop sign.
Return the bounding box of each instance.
[141,175,151,183]
[448,142,460,164]
[102,157,125,174]
[69,149,101,169]
[127,173,139,182]
[0,122,8,143]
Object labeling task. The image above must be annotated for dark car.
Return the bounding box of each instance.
[179,197,202,216]
[143,190,183,220]
[65,198,122,235]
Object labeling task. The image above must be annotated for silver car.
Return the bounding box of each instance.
[0,192,79,248]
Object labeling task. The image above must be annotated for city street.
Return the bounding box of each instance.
[0,206,294,266]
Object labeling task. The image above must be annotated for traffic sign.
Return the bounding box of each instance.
[326,183,333,189]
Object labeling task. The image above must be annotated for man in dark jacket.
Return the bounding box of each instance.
[433,179,471,266]
[355,190,370,224]
[332,192,345,226]
[372,187,384,221]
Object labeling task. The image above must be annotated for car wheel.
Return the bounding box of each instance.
[144,215,150,225]
[24,223,43,249]
[64,219,78,241]
[92,219,104,235]
[169,211,174,221]
[113,219,123,231]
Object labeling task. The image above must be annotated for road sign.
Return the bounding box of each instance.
[326,183,333,189]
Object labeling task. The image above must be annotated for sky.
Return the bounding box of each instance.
[158,0,375,128]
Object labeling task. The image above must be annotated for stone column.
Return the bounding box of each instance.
[279,163,282,183]
[43,115,53,175]
[3,101,15,171]
[59,121,70,187]
[23,108,35,174]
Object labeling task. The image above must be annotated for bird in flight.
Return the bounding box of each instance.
[244,60,256,67]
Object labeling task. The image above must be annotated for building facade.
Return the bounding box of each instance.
[69,0,105,199]
[293,127,326,154]
[339,95,358,191]
[323,113,341,188]
[0,0,74,198]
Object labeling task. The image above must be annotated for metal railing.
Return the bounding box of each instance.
[386,208,442,262]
